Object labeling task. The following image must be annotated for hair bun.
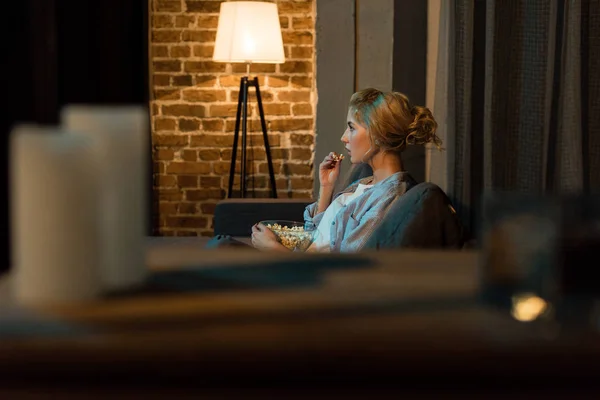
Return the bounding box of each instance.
[406,105,442,149]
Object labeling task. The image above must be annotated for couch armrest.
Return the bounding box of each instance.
[214,198,314,237]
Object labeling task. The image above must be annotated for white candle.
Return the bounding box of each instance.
[11,126,101,304]
[61,106,149,291]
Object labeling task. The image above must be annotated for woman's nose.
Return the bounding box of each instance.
[340,129,349,143]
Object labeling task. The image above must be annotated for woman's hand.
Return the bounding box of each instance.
[251,223,290,252]
[318,152,343,188]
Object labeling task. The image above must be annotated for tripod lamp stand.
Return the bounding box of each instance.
[213,1,285,198]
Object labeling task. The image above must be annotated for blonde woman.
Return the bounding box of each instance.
[251,88,443,252]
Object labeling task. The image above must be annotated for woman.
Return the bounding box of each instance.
[251,88,442,252]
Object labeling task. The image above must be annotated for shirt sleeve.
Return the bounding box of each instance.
[303,201,326,227]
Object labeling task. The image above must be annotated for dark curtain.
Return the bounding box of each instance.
[0,0,151,273]
[441,0,600,238]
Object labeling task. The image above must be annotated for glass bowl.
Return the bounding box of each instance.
[259,220,319,251]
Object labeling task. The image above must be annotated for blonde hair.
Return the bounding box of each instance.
[348,88,443,152]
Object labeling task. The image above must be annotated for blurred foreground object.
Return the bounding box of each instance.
[61,105,149,292]
[10,126,101,304]
[480,192,600,335]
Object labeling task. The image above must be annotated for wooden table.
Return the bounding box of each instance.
[0,238,599,397]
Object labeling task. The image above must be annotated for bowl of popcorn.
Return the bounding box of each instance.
[260,220,319,251]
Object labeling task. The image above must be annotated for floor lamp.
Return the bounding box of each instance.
[213,1,285,198]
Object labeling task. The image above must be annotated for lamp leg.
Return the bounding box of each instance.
[228,78,244,198]
[253,77,277,198]
[240,77,249,198]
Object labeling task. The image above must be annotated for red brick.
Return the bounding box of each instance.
[202,119,224,132]
[154,118,177,131]
[263,103,291,116]
[285,163,312,175]
[193,45,214,58]
[185,1,222,13]
[182,89,226,102]
[152,30,181,43]
[291,177,313,190]
[291,190,313,199]
[291,76,312,88]
[179,202,197,214]
[270,148,290,160]
[159,202,178,214]
[186,189,225,201]
[179,119,200,132]
[258,162,282,174]
[156,0,182,12]
[278,1,312,13]
[269,118,313,131]
[232,64,276,74]
[154,162,165,174]
[282,31,313,45]
[155,149,175,160]
[172,75,193,86]
[291,148,312,160]
[181,149,198,161]
[200,176,222,188]
[182,30,216,42]
[153,14,174,28]
[200,202,217,214]
[154,135,189,146]
[153,74,170,86]
[152,45,169,58]
[197,15,219,29]
[290,46,313,59]
[212,162,231,174]
[170,45,191,58]
[175,15,196,28]
[177,175,198,187]
[196,75,217,88]
[154,89,180,101]
[198,149,221,161]
[157,188,183,201]
[184,61,225,73]
[190,134,234,147]
[267,75,290,87]
[219,75,243,87]
[292,103,312,116]
[162,104,206,117]
[166,162,211,174]
[153,60,181,72]
[155,174,177,187]
[277,90,311,102]
[292,17,313,29]
[290,133,314,145]
[209,104,239,117]
[279,16,289,29]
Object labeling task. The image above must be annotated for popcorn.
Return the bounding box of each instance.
[332,153,345,162]
[265,222,314,251]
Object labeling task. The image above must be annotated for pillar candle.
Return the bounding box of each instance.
[11,126,101,304]
[61,106,149,291]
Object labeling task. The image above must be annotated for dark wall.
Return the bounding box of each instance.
[0,0,150,272]
[393,0,428,183]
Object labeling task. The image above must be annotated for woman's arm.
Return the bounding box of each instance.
[317,185,335,214]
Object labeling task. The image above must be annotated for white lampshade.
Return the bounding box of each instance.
[213,1,285,64]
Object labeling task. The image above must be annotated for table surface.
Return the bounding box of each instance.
[1,237,599,394]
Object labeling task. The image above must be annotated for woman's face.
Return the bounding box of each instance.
[341,109,372,164]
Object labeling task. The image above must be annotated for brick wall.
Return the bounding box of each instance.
[150,0,316,237]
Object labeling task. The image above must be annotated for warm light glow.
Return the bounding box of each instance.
[213,1,285,64]
[511,293,548,322]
